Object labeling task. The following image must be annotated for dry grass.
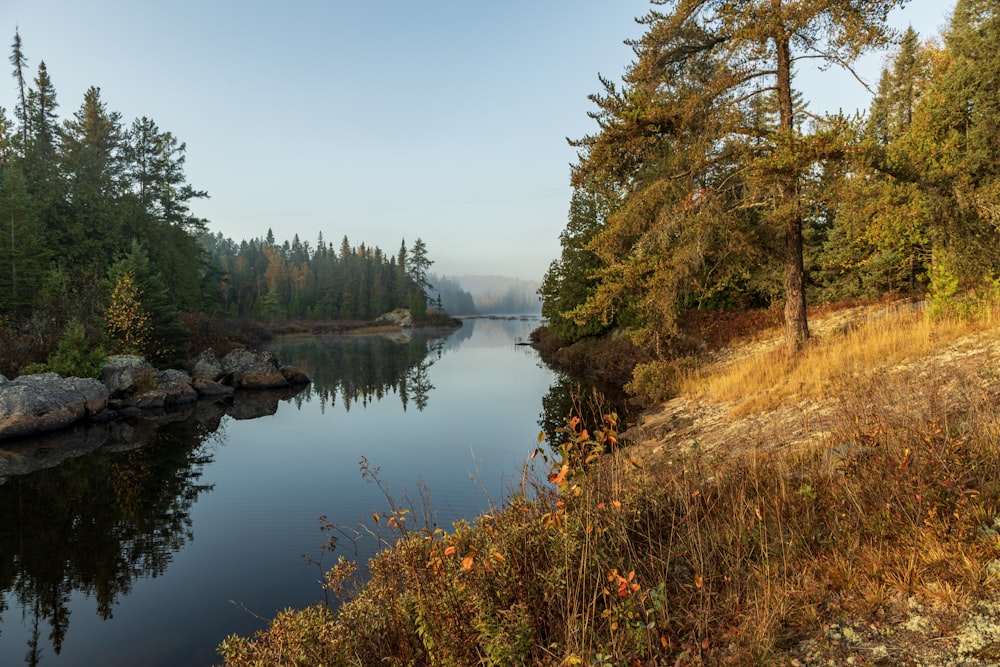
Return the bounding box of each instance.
[686,300,1000,417]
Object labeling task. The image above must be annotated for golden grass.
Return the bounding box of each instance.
[685,301,1000,416]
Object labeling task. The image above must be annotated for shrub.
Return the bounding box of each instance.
[42,318,106,378]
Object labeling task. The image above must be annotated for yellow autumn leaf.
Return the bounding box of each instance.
[491,551,504,563]
[461,555,474,571]
[444,546,457,557]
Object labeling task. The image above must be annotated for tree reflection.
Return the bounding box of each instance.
[538,375,635,452]
[0,414,218,664]
[270,333,444,412]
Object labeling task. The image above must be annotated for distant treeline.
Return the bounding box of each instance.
[201,230,434,322]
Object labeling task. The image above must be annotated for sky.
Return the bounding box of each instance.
[1,0,954,281]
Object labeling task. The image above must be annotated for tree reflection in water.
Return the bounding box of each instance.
[538,374,635,453]
[269,332,445,413]
[0,400,228,666]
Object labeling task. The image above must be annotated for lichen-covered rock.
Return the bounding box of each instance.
[134,369,198,409]
[376,308,413,328]
[220,349,289,389]
[189,349,224,381]
[0,373,109,439]
[101,355,156,397]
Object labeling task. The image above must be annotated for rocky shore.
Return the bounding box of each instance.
[0,348,310,441]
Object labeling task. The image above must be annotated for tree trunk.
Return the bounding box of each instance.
[774,19,809,354]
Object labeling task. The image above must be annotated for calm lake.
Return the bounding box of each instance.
[0,316,594,666]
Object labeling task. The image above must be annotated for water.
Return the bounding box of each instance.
[0,316,569,666]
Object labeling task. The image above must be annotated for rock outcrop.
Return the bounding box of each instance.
[220,349,292,389]
[132,370,199,409]
[189,349,224,381]
[376,308,413,328]
[101,355,157,397]
[0,373,110,439]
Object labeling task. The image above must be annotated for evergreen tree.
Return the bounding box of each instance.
[124,116,207,230]
[563,0,905,353]
[818,27,935,300]
[22,61,63,254]
[59,86,126,272]
[0,165,44,313]
[407,238,433,319]
[539,187,614,342]
[109,241,189,367]
[9,30,28,146]
[916,0,1000,291]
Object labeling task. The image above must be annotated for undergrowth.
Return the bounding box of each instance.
[218,305,1000,666]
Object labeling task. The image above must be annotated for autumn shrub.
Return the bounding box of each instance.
[105,270,151,355]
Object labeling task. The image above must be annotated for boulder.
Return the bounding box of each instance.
[189,349,224,381]
[376,308,413,328]
[0,373,109,439]
[220,349,289,389]
[101,355,156,397]
[134,369,198,409]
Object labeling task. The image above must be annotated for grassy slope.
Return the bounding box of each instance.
[219,302,1000,666]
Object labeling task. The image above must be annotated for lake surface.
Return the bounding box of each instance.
[0,316,587,666]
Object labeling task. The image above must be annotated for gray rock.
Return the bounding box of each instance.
[100,355,156,397]
[220,348,289,389]
[376,308,412,328]
[134,369,198,409]
[189,349,224,381]
[0,373,110,439]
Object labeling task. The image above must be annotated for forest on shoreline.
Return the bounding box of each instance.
[0,32,461,377]
[539,0,1000,398]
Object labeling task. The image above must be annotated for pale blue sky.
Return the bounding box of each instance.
[2,0,952,280]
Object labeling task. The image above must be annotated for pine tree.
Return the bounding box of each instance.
[0,165,45,313]
[539,187,614,342]
[9,30,28,146]
[563,0,905,353]
[407,238,433,320]
[109,241,189,367]
[59,86,126,272]
[904,0,1000,298]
